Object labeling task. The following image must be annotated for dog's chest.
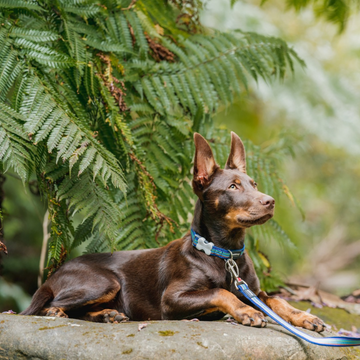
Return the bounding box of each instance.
[205,265,233,291]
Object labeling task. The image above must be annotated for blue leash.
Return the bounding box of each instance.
[191,229,360,347]
[236,280,360,347]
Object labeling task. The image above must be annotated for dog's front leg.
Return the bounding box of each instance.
[162,286,267,327]
[258,291,326,332]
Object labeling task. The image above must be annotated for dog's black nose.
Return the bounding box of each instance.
[259,196,275,209]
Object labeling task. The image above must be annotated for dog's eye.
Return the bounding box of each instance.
[229,184,237,190]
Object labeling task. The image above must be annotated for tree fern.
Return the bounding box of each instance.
[0,0,306,288]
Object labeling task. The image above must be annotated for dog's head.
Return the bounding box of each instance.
[192,132,274,229]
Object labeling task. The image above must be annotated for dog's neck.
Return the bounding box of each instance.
[191,200,246,250]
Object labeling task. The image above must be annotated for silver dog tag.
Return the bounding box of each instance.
[196,237,214,256]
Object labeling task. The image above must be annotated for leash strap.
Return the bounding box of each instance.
[236,281,360,347]
[225,258,360,347]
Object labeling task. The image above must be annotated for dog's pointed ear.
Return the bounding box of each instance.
[225,131,246,173]
[193,133,219,190]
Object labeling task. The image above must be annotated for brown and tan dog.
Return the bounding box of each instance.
[21,132,325,332]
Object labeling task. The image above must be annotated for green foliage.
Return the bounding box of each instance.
[0,277,31,311]
[0,103,33,183]
[260,0,360,32]
[0,0,302,287]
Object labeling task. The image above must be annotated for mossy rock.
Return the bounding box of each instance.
[1,314,360,359]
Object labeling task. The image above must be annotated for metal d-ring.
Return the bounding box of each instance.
[225,251,240,285]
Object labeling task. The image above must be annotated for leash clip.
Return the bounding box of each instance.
[225,252,242,286]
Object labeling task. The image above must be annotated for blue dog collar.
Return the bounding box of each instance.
[191,228,245,260]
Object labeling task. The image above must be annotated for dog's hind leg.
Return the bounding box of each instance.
[49,280,130,323]
[44,275,123,321]
[39,307,68,318]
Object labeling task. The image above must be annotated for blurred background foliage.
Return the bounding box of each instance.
[203,0,360,292]
[1,0,360,313]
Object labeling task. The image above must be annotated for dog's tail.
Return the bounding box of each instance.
[20,285,54,315]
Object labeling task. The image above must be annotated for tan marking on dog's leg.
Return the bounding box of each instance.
[200,307,218,316]
[258,291,326,332]
[82,282,120,306]
[210,289,266,328]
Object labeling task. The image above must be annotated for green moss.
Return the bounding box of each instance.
[122,349,133,355]
[158,330,177,336]
[339,347,360,360]
[197,341,208,349]
[38,325,67,330]
[288,301,360,330]
[127,333,135,337]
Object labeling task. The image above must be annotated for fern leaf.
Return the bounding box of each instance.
[125,11,149,57]
[84,36,131,53]
[0,103,33,182]
[10,28,59,42]
[0,0,41,10]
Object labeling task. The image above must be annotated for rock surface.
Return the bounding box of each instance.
[0,314,359,359]
[289,301,360,331]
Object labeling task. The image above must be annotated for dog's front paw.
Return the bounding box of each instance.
[289,311,326,332]
[234,306,267,328]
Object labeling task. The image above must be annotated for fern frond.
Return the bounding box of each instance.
[9,28,59,42]
[19,74,126,191]
[83,36,131,53]
[125,10,149,57]
[0,45,23,100]
[134,31,302,116]
[71,215,96,250]
[116,12,134,51]
[0,103,33,182]
[53,169,123,250]
[0,0,41,10]
[62,3,100,17]
[280,0,353,32]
